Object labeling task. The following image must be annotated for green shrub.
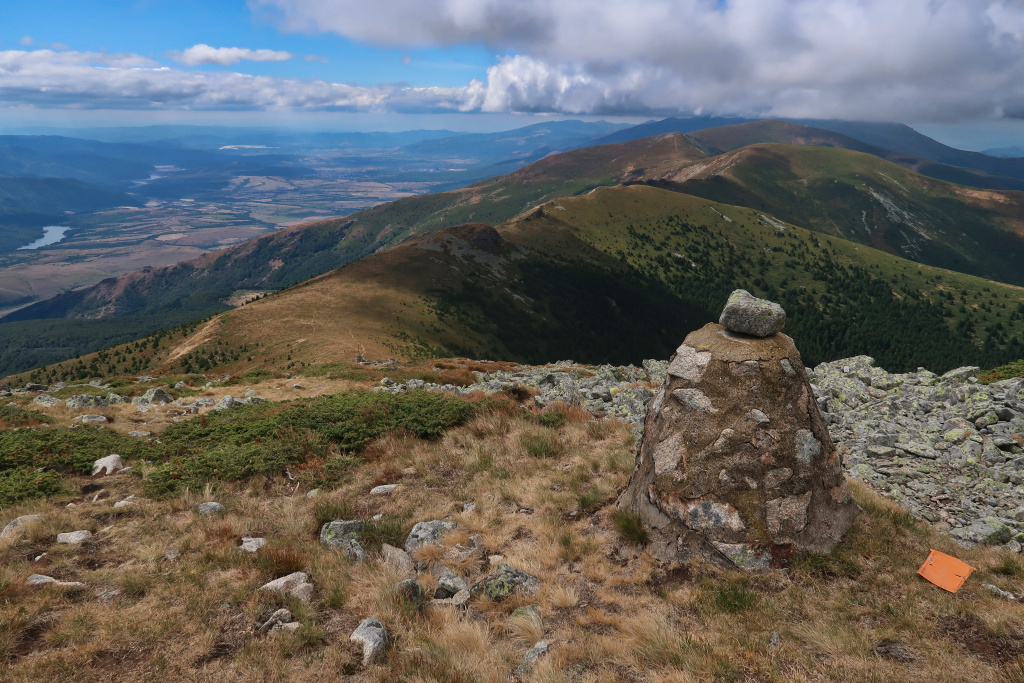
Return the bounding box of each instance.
[144,442,292,497]
[0,468,63,506]
[360,518,407,554]
[0,404,50,428]
[979,359,1024,384]
[537,412,567,429]
[280,390,475,451]
[612,509,650,546]
[0,426,150,475]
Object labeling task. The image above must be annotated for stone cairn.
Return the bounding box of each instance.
[617,289,860,568]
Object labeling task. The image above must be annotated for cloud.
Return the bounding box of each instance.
[171,44,293,66]
[304,54,328,63]
[19,36,33,46]
[249,0,1024,122]
[0,49,476,113]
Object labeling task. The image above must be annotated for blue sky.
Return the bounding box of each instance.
[3,0,1024,147]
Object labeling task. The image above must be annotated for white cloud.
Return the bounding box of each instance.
[248,0,1024,122]
[19,36,33,46]
[304,54,328,63]
[0,49,475,113]
[170,44,293,66]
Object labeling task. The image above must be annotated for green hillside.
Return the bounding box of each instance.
[647,143,1024,286]
[18,185,1024,388]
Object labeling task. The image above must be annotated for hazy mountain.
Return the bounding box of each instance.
[983,146,1024,158]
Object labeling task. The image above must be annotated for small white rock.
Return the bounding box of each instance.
[197,502,225,516]
[350,618,387,667]
[259,571,314,602]
[91,454,124,476]
[56,530,92,544]
[240,537,267,553]
[370,484,397,495]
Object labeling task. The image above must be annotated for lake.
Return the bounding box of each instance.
[17,226,71,250]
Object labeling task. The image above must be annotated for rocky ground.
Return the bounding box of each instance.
[378,355,1024,550]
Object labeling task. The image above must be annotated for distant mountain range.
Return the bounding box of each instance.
[3,117,1024,379]
[983,146,1024,158]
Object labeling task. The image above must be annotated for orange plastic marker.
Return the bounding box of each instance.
[917,549,976,593]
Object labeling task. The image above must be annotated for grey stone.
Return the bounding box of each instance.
[2,514,42,538]
[257,608,293,635]
[433,566,468,599]
[395,578,426,606]
[405,520,456,553]
[33,395,59,407]
[26,574,84,588]
[240,537,267,553]
[430,589,471,610]
[197,502,225,516]
[369,484,397,495]
[719,289,786,337]
[66,395,107,410]
[78,414,108,423]
[983,583,1017,600]
[56,530,92,544]
[381,544,415,578]
[470,563,539,601]
[213,395,237,411]
[259,572,313,602]
[516,641,550,676]
[350,618,388,667]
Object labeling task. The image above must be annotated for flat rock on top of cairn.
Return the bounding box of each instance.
[719,289,786,337]
[617,320,859,569]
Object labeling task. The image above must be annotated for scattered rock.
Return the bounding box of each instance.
[24,383,49,392]
[259,571,314,602]
[381,544,415,579]
[141,388,174,405]
[395,578,426,607]
[127,430,152,438]
[433,566,468,599]
[874,639,920,663]
[430,589,471,611]
[56,530,92,545]
[197,502,226,516]
[405,520,456,553]
[33,395,59,407]
[240,537,267,553]
[350,618,388,667]
[320,520,367,561]
[510,604,542,622]
[66,395,107,410]
[194,398,215,408]
[515,641,550,676]
[78,414,108,423]
[113,496,136,509]
[213,395,237,411]
[370,484,397,495]
[719,289,786,337]
[983,583,1017,600]
[257,608,293,635]
[470,563,539,601]
[2,514,42,538]
[91,454,124,476]
[26,574,84,588]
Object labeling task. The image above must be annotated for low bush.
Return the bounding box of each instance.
[0,404,50,428]
[0,468,63,506]
[0,426,150,475]
[144,443,292,497]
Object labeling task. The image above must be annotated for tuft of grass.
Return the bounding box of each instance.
[577,490,606,513]
[522,432,562,458]
[613,509,649,546]
[360,518,407,554]
[992,555,1024,578]
[792,551,862,579]
[255,545,308,577]
[708,582,759,614]
[537,411,567,429]
[312,498,356,531]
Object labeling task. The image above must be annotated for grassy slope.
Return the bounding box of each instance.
[17,185,1023,387]
[3,375,1024,681]
[653,143,1024,286]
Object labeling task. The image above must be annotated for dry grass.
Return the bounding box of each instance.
[4,403,1024,682]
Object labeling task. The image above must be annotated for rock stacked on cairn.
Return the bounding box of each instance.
[617,289,859,568]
